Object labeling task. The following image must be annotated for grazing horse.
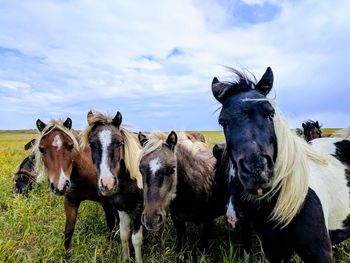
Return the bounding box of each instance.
[33,118,117,249]
[212,67,350,262]
[138,131,228,252]
[81,111,143,263]
[14,139,37,195]
[302,120,322,142]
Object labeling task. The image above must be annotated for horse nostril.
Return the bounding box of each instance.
[238,159,249,173]
[50,182,55,192]
[64,180,71,191]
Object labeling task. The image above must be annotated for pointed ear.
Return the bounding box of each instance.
[24,139,36,151]
[166,131,177,150]
[87,110,94,125]
[36,119,46,132]
[211,77,232,103]
[112,111,122,128]
[213,144,224,160]
[63,118,72,130]
[302,123,306,129]
[256,67,273,96]
[315,121,319,128]
[138,132,148,147]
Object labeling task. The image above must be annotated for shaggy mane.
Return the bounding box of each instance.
[139,131,214,194]
[32,119,80,182]
[80,111,142,189]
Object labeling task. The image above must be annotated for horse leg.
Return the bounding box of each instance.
[131,212,143,263]
[199,220,213,250]
[171,214,186,252]
[118,211,131,262]
[64,196,80,250]
[101,200,116,231]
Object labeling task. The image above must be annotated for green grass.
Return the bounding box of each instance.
[0,130,349,262]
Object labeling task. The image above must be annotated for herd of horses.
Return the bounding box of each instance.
[12,67,350,262]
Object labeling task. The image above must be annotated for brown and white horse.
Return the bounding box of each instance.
[81,111,143,263]
[33,118,117,249]
[138,131,229,252]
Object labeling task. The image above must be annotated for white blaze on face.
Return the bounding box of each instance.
[226,197,237,228]
[52,134,62,150]
[98,129,115,190]
[229,161,235,181]
[149,158,161,176]
[57,168,69,190]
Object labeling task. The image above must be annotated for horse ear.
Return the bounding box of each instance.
[24,139,36,151]
[36,119,46,132]
[302,123,306,129]
[315,121,319,128]
[256,67,273,96]
[63,118,72,130]
[138,132,148,147]
[212,77,232,103]
[213,144,224,160]
[87,110,94,125]
[166,131,177,150]
[112,111,122,128]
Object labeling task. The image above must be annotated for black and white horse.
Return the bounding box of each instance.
[212,67,350,262]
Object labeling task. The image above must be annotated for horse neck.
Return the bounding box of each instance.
[175,145,214,195]
[71,147,95,181]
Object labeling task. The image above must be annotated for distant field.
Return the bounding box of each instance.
[0,130,349,262]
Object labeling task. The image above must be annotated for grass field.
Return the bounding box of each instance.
[0,130,349,262]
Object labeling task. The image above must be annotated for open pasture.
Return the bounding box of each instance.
[0,130,349,262]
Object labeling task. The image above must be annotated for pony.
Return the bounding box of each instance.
[302,120,322,142]
[81,111,143,263]
[186,132,207,143]
[138,131,229,253]
[212,67,350,262]
[32,118,117,249]
[13,139,37,196]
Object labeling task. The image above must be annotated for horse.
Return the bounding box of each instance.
[14,139,37,195]
[32,117,117,250]
[212,67,350,262]
[186,132,207,143]
[81,110,143,263]
[138,131,229,253]
[302,120,322,142]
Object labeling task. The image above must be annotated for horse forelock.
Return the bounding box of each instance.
[80,111,142,189]
[32,120,79,178]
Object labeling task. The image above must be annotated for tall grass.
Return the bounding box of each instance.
[0,131,349,262]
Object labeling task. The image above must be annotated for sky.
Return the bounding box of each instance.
[0,0,349,131]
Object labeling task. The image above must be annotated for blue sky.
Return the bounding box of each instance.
[0,0,349,131]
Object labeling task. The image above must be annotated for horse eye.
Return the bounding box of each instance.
[267,110,275,120]
[39,146,45,153]
[67,143,74,151]
[167,166,175,174]
[219,119,227,128]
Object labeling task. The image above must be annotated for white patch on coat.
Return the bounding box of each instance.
[149,158,161,175]
[310,137,342,155]
[57,169,69,190]
[229,161,236,181]
[132,227,143,263]
[307,151,350,230]
[98,130,115,190]
[226,197,237,228]
[119,211,131,261]
[52,134,62,150]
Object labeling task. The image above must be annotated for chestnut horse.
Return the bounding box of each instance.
[81,111,143,263]
[32,118,117,249]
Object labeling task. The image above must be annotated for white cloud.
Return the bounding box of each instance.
[0,0,349,129]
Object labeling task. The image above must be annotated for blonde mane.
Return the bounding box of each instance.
[331,126,350,140]
[139,131,208,162]
[80,111,142,189]
[270,112,331,227]
[32,119,80,182]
